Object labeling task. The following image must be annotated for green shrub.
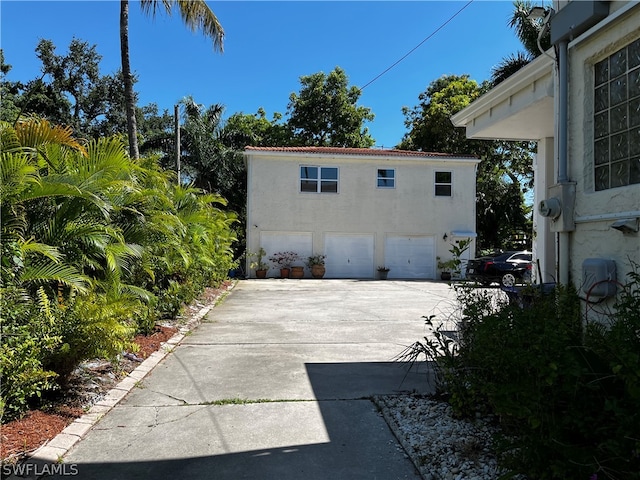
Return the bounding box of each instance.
[416,269,640,479]
[42,291,138,381]
[0,288,60,422]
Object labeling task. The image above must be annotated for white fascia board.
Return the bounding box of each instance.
[451,54,554,129]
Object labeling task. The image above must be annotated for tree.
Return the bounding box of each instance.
[399,75,533,251]
[34,38,126,138]
[286,67,375,147]
[0,50,22,123]
[222,108,291,149]
[491,0,552,85]
[120,0,224,160]
[2,41,133,138]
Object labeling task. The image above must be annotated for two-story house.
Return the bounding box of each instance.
[244,146,479,279]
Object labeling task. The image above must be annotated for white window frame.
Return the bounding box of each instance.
[300,165,339,193]
[434,171,452,197]
[377,168,396,189]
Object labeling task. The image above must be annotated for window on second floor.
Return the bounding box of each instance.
[300,166,339,193]
[593,37,640,190]
[435,171,452,196]
[377,168,395,188]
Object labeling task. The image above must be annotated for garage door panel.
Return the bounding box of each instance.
[385,236,435,279]
[325,234,374,279]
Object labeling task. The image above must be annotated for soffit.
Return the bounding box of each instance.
[451,54,555,141]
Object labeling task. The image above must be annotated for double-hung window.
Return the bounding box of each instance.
[435,171,452,196]
[377,168,395,188]
[593,38,640,190]
[300,166,338,193]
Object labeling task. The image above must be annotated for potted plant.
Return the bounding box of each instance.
[437,257,454,281]
[438,238,472,281]
[269,251,299,278]
[249,247,269,278]
[307,254,326,278]
[377,266,390,280]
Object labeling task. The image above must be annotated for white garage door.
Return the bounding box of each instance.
[384,236,435,279]
[260,232,313,276]
[325,234,374,278]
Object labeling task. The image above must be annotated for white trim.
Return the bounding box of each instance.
[451,54,554,128]
[574,211,640,224]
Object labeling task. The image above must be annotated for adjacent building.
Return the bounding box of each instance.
[244,146,479,279]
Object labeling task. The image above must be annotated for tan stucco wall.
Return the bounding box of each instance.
[246,151,479,276]
[566,2,640,289]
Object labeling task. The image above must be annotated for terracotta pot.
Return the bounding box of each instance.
[280,267,290,278]
[256,269,267,279]
[311,265,326,279]
[290,266,304,279]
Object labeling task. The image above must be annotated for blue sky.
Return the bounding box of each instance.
[1,0,526,148]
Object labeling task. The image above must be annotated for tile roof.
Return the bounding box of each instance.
[244,146,477,159]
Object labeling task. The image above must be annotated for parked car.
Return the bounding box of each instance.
[466,251,533,287]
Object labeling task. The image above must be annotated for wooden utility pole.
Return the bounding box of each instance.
[174,104,181,184]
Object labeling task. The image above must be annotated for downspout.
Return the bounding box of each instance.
[557,39,570,285]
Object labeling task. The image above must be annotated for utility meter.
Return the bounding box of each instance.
[539,197,562,219]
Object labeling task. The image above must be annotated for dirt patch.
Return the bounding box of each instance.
[0,281,233,463]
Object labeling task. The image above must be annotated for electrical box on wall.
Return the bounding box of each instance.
[546,182,576,232]
[582,258,617,298]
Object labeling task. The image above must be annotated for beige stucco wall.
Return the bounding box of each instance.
[566,2,640,290]
[245,151,479,277]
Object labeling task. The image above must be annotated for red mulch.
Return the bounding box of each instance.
[0,282,232,463]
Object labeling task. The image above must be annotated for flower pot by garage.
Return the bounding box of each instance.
[311,264,326,279]
[256,269,267,279]
[280,267,290,279]
[440,271,452,281]
[290,266,304,279]
[378,270,389,280]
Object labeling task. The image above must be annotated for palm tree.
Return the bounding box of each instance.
[120,0,224,159]
[491,0,552,85]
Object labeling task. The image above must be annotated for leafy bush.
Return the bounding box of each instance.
[412,269,640,479]
[0,288,60,422]
[42,291,138,381]
[1,118,237,421]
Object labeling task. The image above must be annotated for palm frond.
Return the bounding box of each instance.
[491,51,533,86]
[139,0,224,52]
[14,116,87,156]
[175,0,224,52]
[0,152,38,204]
[0,121,25,153]
[19,260,90,292]
[20,239,63,263]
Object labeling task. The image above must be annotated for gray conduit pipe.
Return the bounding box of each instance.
[558,39,570,285]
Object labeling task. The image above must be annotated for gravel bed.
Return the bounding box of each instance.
[374,394,512,480]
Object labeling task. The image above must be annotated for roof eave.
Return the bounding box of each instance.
[451,53,555,137]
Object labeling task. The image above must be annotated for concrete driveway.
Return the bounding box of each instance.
[55,279,459,479]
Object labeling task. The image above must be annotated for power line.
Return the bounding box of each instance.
[360,0,475,91]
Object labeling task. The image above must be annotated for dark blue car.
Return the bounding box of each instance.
[466,251,532,287]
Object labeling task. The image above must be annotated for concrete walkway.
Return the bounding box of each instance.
[51,280,459,479]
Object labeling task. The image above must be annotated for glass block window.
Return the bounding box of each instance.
[300,166,338,193]
[377,168,395,188]
[435,171,452,196]
[593,38,640,190]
